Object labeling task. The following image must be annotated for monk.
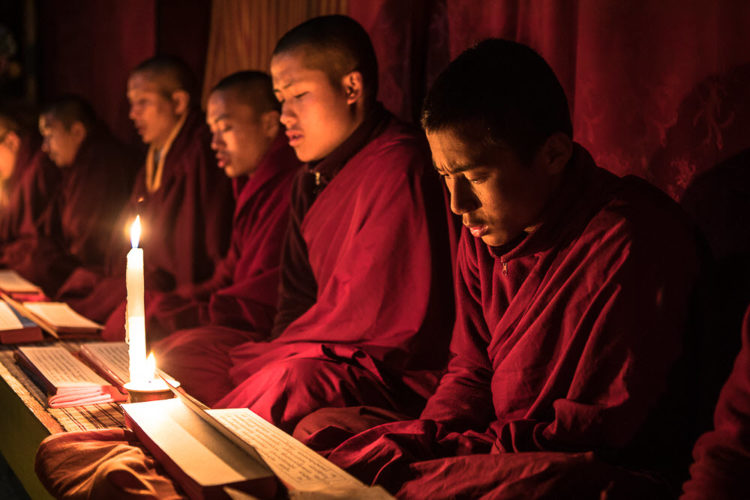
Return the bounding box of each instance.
[300,39,705,498]
[156,15,454,428]
[0,106,59,257]
[2,96,137,295]
[56,56,234,326]
[103,71,299,341]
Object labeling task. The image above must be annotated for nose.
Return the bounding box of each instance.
[279,102,295,128]
[128,105,138,122]
[211,130,223,151]
[449,177,480,215]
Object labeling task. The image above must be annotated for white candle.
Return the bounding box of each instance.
[126,216,147,384]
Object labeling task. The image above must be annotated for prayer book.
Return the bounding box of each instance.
[122,392,394,499]
[14,345,127,407]
[0,301,43,344]
[77,341,130,388]
[21,302,103,338]
[0,270,42,294]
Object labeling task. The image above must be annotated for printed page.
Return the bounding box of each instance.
[0,302,24,330]
[0,270,41,293]
[18,346,108,387]
[80,342,130,385]
[23,302,103,330]
[208,409,370,493]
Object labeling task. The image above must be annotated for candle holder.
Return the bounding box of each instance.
[124,379,174,403]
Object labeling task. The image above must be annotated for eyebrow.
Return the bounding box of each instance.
[433,162,479,175]
[209,113,229,125]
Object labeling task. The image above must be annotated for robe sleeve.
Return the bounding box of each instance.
[420,231,494,431]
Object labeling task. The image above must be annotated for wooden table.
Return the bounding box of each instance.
[0,344,125,499]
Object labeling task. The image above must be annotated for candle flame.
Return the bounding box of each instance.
[146,352,156,380]
[130,216,141,248]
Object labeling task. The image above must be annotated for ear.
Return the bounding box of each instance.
[171,89,190,116]
[70,121,87,142]
[4,131,20,155]
[261,110,280,139]
[539,132,573,175]
[341,71,364,106]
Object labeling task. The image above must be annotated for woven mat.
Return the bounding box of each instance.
[0,345,125,433]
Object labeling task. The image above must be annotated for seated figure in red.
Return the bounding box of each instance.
[101,71,300,342]
[2,95,138,296]
[155,15,455,430]
[56,56,235,325]
[0,106,59,256]
[297,39,706,498]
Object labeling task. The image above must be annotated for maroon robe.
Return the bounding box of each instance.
[5,127,137,295]
[0,135,59,248]
[317,145,703,497]
[57,109,234,324]
[681,305,750,500]
[157,106,454,427]
[103,132,299,340]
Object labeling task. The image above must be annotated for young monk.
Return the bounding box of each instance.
[102,71,300,341]
[156,15,454,428]
[302,39,705,498]
[56,56,234,325]
[2,96,137,295]
[0,106,59,255]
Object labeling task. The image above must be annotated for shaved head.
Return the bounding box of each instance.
[40,95,97,132]
[130,55,197,103]
[272,15,378,107]
[211,71,279,115]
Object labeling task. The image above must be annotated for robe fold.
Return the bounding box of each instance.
[102,132,298,348]
[319,145,703,496]
[57,109,234,324]
[0,135,59,249]
[681,305,750,500]
[159,106,455,426]
[3,127,137,295]
[35,429,183,500]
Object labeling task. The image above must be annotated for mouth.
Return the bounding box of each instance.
[286,130,303,147]
[465,222,489,238]
[215,153,229,168]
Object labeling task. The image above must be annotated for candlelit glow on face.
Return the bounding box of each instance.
[130,216,142,248]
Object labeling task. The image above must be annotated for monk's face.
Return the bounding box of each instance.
[207,89,277,178]
[127,72,182,149]
[271,49,359,162]
[428,128,563,247]
[38,115,85,167]
[0,128,19,180]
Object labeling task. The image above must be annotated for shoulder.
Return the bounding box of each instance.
[355,119,433,182]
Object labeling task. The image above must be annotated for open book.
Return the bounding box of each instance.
[21,302,103,338]
[0,301,42,344]
[14,345,127,407]
[122,391,393,499]
[0,269,42,294]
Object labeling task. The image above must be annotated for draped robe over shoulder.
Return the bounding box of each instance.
[4,127,137,295]
[108,132,299,341]
[319,146,703,497]
[57,110,234,324]
[158,106,455,428]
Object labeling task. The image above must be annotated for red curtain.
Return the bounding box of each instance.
[351,0,750,198]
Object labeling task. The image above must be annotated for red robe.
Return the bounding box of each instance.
[0,135,59,248]
[319,145,703,497]
[5,127,137,295]
[103,132,299,341]
[57,110,234,324]
[681,305,750,499]
[158,107,455,427]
